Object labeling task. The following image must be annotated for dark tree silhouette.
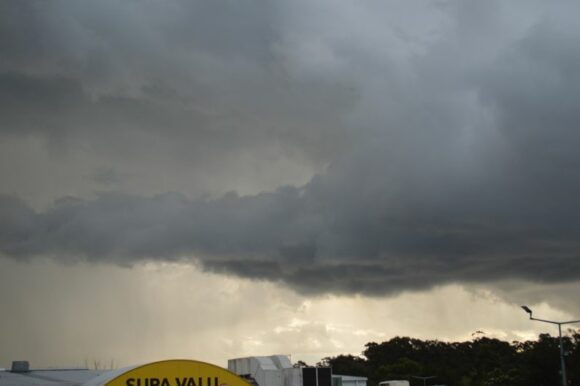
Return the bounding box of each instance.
[322,332,580,386]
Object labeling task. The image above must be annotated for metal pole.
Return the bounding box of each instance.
[558,324,567,386]
[521,306,580,386]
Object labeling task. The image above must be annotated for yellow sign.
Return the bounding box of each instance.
[105,360,250,386]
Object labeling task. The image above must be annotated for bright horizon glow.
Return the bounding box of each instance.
[0,258,577,369]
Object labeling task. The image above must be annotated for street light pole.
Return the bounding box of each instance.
[411,376,436,386]
[521,305,580,386]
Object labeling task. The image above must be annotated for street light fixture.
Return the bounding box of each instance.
[521,305,580,386]
[411,375,436,386]
[521,305,532,315]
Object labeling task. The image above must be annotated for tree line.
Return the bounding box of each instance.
[316,331,580,386]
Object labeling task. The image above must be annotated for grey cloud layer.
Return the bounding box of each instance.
[0,0,353,202]
[1,1,580,295]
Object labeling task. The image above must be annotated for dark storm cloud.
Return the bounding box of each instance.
[2,1,580,295]
[2,148,580,296]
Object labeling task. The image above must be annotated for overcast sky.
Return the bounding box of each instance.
[2,0,580,369]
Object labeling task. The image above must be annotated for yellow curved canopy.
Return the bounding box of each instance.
[84,360,250,386]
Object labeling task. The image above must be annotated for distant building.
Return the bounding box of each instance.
[227,355,339,386]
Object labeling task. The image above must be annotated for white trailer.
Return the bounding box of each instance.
[379,381,409,386]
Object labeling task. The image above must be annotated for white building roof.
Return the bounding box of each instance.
[0,369,108,386]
